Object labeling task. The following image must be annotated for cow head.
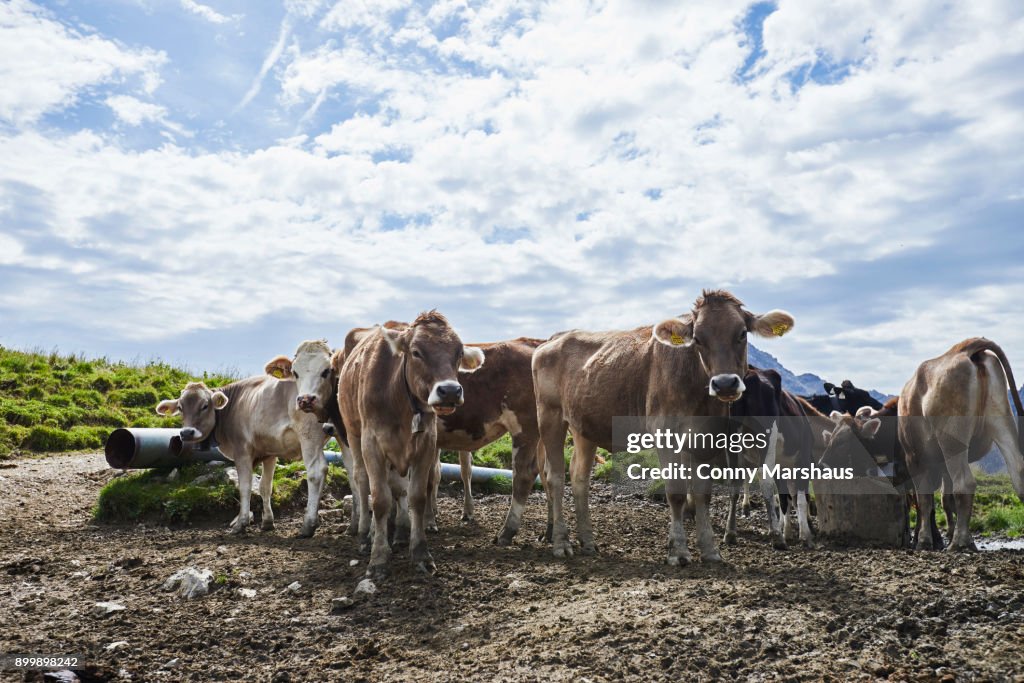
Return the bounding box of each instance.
[381,310,484,416]
[264,339,334,417]
[155,382,229,445]
[819,411,882,474]
[653,289,794,403]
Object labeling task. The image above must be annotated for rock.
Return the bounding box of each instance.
[331,597,354,613]
[284,581,302,594]
[237,588,257,599]
[167,469,179,482]
[162,567,214,599]
[93,601,126,617]
[106,641,130,651]
[354,578,377,597]
[349,559,359,567]
[42,671,79,682]
[216,545,229,555]
[162,658,180,669]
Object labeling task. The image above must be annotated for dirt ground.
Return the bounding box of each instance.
[1,453,1023,682]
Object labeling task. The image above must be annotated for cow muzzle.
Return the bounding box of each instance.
[296,395,318,413]
[428,381,464,415]
[179,427,203,443]
[709,374,744,403]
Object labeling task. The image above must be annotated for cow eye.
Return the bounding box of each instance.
[411,349,423,360]
[200,403,209,411]
[320,369,329,378]
[293,371,299,379]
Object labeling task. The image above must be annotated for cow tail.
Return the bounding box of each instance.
[964,338,1024,451]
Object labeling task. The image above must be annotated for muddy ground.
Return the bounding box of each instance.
[1,453,1023,682]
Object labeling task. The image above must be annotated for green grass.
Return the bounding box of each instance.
[907,472,1023,538]
[0,346,236,459]
[94,460,350,525]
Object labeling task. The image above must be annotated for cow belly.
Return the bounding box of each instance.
[438,421,508,452]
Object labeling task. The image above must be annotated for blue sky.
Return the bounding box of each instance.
[1,0,1022,393]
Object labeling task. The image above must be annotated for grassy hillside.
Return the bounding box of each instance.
[0,346,235,459]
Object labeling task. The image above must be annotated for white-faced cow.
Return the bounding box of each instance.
[155,340,334,537]
[532,289,794,565]
[898,338,1024,551]
[339,311,484,578]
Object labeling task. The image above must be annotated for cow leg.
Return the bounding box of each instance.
[496,435,539,545]
[723,450,740,545]
[570,432,598,555]
[538,407,572,558]
[259,456,277,531]
[425,455,440,533]
[229,458,254,535]
[388,468,410,546]
[796,489,814,548]
[760,423,786,549]
[299,444,327,538]
[340,444,361,536]
[350,440,372,551]
[741,479,752,517]
[458,450,475,523]
[664,465,692,567]
[692,468,721,563]
[940,474,956,545]
[943,444,977,552]
[408,454,436,574]
[913,469,941,551]
[363,439,393,579]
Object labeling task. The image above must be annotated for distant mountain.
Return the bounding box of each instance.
[747,344,894,401]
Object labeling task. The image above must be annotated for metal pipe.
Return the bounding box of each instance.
[105,429,520,482]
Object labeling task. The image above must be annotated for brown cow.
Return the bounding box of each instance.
[532,289,794,564]
[898,338,1024,551]
[337,327,545,540]
[155,340,335,537]
[339,311,484,578]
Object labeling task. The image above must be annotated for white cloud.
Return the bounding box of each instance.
[0,0,1022,387]
[179,0,238,25]
[0,0,165,125]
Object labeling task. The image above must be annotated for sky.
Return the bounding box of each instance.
[0,0,1022,393]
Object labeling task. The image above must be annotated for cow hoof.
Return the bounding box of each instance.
[667,554,691,567]
[580,543,597,556]
[426,523,439,534]
[297,526,316,539]
[723,530,738,546]
[494,529,516,546]
[771,533,788,550]
[801,538,816,550]
[947,540,978,553]
[701,551,723,564]
[261,519,275,532]
[346,523,360,537]
[552,540,574,558]
[366,564,389,581]
[741,505,751,517]
[538,524,553,544]
[227,524,247,536]
[358,536,371,555]
[461,514,476,524]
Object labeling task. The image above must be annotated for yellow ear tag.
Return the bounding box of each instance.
[771,323,790,336]
[670,333,685,346]
[271,367,285,379]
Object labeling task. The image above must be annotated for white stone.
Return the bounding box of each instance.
[161,567,213,599]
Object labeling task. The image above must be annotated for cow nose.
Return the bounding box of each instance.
[297,395,317,412]
[180,427,199,441]
[434,382,463,403]
[709,374,743,397]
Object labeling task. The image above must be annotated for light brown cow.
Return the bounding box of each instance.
[339,311,484,578]
[155,340,334,537]
[336,326,545,539]
[532,290,794,564]
[898,338,1024,551]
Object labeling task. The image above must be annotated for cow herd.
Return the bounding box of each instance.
[154,289,1024,579]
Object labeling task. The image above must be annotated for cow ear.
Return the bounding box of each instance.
[829,410,844,422]
[855,405,875,419]
[824,382,836,394]
[652,316,693,347]
[382,327,408,355]
[460,346,485,372]
[211,391,229,410]
[330,349,345,375]
[264,355,293,379]
[155,399,180,416]
[748,310,794,338]
[860,418,881,438]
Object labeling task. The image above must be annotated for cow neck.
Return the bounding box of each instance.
[198,405,220,451]
[401,353,427,433]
